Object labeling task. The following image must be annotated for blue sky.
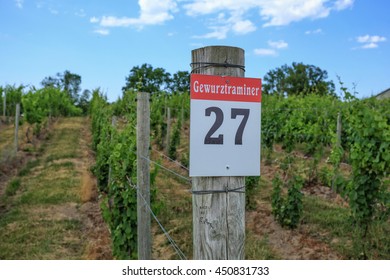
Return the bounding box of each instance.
[1,0,389,101]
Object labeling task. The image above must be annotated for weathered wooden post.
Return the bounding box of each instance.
[191,46,246,260]
[14,103,20,155]
[332,112,342,191]
[165,107,171,155]
[3,91,6,122]
[336,112,342,146]
[137,92,151,260]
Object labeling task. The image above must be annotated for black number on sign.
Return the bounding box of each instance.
[204,107,224,144]
[231,108,250,145]
[204,107,250,145]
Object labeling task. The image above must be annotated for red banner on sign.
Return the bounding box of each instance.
[190,74,262,103]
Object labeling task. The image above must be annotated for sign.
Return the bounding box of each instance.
[189,74,262,177]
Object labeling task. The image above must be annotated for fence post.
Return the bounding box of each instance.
[3,91,6,122]
[191,46,246,260]
[137,92,151,260]
[14,103,20,155]
[332,112,342,191]
[336,112,342,147]
[165,107,171,155]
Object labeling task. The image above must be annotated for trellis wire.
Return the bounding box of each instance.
[127,176,187,260]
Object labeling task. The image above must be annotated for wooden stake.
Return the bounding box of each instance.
[137,92,151,260]
[14,103,20,155]
[3,91,6,122]
[191,46,246,260]
[337,112,342,147]
[165,107,171,155]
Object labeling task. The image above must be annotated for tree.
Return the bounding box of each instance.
[122,64,171,93]
[41,75,61,89]
[169,71,190,93]
[62,70,82,103]
[78,89,91,115]
[41,70,82,103]
[263,62,336,97]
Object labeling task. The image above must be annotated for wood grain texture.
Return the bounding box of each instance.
[14,103,20,154]
[191,46,246,260]
[137,92,151,259]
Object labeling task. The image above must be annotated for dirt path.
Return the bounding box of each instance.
[0,117,112,259]
[77,120,112,259]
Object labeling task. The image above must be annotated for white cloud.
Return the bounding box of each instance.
[357,35,387,49]
[191,7,257,39]
[97,0,177,29]
[254,48,277,56]
[185,0,353,39]
[90,17,99,23]
[333,0,354,11]
[232,19,257,35]
[49,8,59,15]
[305,28,323,35]
[94,29,110,36]
[15,0,23,9]
[260,0,331,27]
[90,0,354,38]
[185,0,354,27]
[193,25,230,40]
[75,9,86,18]
[268,40,288,49]
[254,39,288,56]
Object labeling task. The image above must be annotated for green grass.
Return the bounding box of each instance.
[302,195,390,259]
[18,159,41,176]
[45,154,78,163]
[5,178,22,196]
[0,215,84,259]
[0,118,88,259]
[246,232,278,260]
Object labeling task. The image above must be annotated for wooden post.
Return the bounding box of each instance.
[14,103,20,155]
[165,107,171,155]
[136,92,151,260]
[191,46,245,260]
[3,91,6,122]
[336,112,342,147]
[332,112,342,191]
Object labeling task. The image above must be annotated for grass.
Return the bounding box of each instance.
[302,195,390,259]
[152,166,193,259]
[18,159,41,176]
[0,213,84,259]
[5,178,22,196]
[246,231,278,260]
[0,117,88,259]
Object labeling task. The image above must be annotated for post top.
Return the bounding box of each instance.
[192,45,244,52]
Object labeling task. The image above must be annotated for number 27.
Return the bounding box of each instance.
[204,107,249,145]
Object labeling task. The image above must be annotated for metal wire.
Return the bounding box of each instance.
[190,61,245,73]
[127,176,187,260]
[151,147,189,171]
[191,185,245,195]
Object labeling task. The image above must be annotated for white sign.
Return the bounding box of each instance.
[189,74,262,177]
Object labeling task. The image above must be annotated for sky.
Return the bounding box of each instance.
[1,0,389,101]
